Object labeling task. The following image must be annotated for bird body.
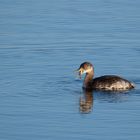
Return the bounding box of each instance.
[77,62,134,91]
[92,75,134,91]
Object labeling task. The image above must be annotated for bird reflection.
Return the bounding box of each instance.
[79,89,93,113]
[79,89,130,114]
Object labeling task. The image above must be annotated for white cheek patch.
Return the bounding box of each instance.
[83,70,87,74]
[79,70,86,79]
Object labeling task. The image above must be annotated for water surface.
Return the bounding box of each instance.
[0,0,140,140]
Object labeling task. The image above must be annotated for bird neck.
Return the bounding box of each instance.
[83,68,94,89]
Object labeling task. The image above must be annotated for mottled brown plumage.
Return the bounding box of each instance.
[77,62,134,91]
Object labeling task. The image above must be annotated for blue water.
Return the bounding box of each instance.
[0,0,140,140]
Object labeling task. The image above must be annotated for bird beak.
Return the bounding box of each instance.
[76,68,86,79]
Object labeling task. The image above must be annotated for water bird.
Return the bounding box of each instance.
[77,62,135,91]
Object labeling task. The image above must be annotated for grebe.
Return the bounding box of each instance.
[77,62,134,91]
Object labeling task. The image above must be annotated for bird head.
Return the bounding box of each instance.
[77,62,93,78]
